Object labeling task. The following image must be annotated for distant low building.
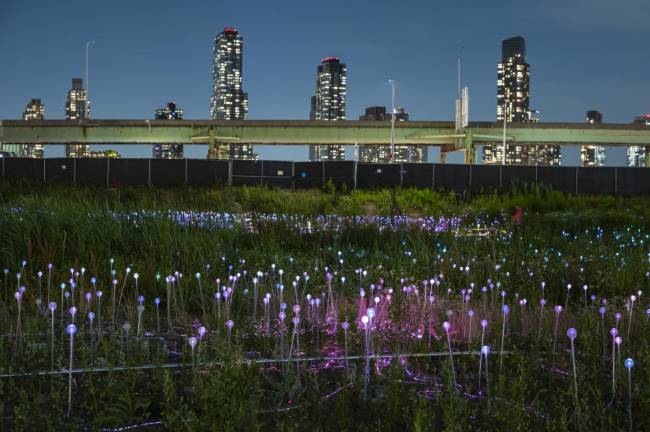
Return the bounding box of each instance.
[581,110,605,167]
[628,114,650,167]
[358,106,427,163]
[153,102,184,159]
[88,149,120,158]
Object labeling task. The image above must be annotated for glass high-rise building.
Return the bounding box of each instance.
[153,102,184,159]
[310,57,347,161]
[581,110,606,167]
[358,106,426,163]
[628,114,650,167]
[21,98,45,158]
[484,36,560,166]
[65,78,91,158]
[209,27,255,160]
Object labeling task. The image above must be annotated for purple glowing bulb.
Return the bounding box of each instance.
[292,317,300,326]
[442,321,451,332]
[138,295,144,305]
[481,319,488,328]
[96,290,103,298]
[188,336,198,349]
[66,324,77,336]
[567,328,577,340]
[468,310,475,318]
[599,307,606,316]
[48,302,57,312]
[615,336,623,346]
[615,312,622,321]
[540,298,547,306]
[554,305,563,314]
[14,291,22,301]
[88,312,95,321]
[610,328,618,337]
[342,321,349,330]
[278,312,286,321]
[198,326,207,338]
[226,320,235,329]
[481,345,490,356]
[502,305,510,315]
[624,358,635,369]
[69,306,77,317]
[85,292,91,302]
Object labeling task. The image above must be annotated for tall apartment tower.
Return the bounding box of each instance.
[153,102,184,159]
[358,106,426,163]
[65,78,91,158]
[209,27,255,160]
[628,114,650,167]
[581,110,606,167]
[310,57,347,161]
[484,36,560,166]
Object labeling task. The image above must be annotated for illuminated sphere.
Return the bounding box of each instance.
[624,358,635,369]
[481,345,490,356]
[567,328,577,340]
[66,324,77,336]
[480,319,488,328]
[442,321,451,331]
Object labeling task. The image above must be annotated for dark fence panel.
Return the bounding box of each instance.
[470,165,501,193]
[233,160,262,177]
[45,158,74,184]
[76,158,109,185]
[187,159,228,186]
[294,161,323,189]
[617,168,650,196]
[502,165,537,188]
[577,167,616,195]
[150,159,185,186]
[261,160,293,187]
[324,161,354,190]
[537,166,577,194]
[2,157,650,195]
[108,159,149,186]
[356,163,401,189]
[4,158,43,181]
[402,163,433,188]
[434,164,470,194]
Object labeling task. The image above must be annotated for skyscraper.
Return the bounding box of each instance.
[358,106,427,163]
[628,114,650,167]
[310,57,347,161]
[209,27,255,160]
[21,98,45,158]
[153,102,184,159]
[484,36,560,166]
[65,78,91,158]
[581,111,606,167]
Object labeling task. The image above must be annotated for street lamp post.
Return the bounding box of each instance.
[85,41,95,120]
[389,80,396,163]
[502,105,507,165]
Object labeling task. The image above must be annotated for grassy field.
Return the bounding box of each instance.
[0,182,648,430]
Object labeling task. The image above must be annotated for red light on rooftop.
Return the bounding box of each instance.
[321,56,340,63]
[223,27,238,33]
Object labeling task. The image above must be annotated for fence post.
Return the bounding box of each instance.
[291,161,295,190]
[185,158,188,185]
[228,160,233,186]
[399,163,403,188]
[43,158,46,183]
[322,161,325,188]
[353,162,358,189]
[73,158,77,185]
[148,159,151,186]
[431,163,435,189]
[106,158,110,188]
[260,160,264,186]
[575,167,579,195]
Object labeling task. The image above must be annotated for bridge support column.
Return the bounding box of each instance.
[463,130,477,165]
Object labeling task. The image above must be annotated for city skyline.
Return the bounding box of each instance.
[1,0,648,164]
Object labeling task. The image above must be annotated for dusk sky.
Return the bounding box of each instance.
[2,0,648,163]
